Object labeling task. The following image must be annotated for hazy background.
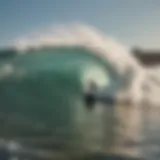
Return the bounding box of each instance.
[1,0,160,49]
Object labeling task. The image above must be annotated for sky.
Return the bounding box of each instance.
[1,0,160,49]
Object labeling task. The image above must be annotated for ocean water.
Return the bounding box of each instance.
[0,47,122,160]
[0,24,159,160]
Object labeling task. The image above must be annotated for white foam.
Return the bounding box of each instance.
[0,64,14,78]
[143,67,160,107]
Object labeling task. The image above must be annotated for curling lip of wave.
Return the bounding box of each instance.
[13,23,156,105]
[13,23,142,72]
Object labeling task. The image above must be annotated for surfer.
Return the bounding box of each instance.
[84,81,115,107]
[84,81,97,108]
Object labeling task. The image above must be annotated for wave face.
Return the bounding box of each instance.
[0,46,123,158]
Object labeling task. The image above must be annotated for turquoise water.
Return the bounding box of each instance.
[0,47,159,160]
[0,47,122,159]
[0,47,119,124]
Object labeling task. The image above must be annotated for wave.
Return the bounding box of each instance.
[10,23,145,104]
[1,23,160,106]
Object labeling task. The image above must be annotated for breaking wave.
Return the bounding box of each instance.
[11,23,147,105]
